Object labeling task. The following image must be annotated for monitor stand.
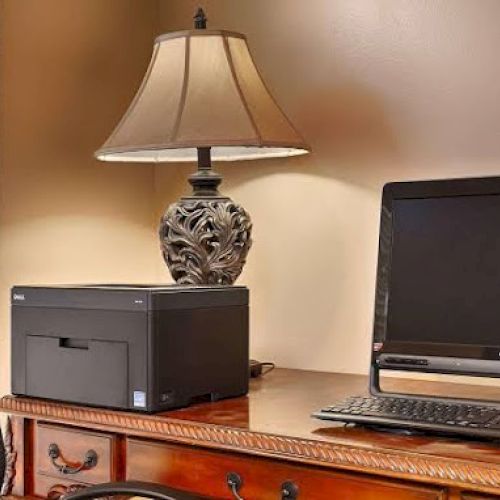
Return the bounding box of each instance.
[369,362,500,406]
[366,362,500,439]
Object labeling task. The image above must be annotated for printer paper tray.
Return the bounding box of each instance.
[25,335,128,408]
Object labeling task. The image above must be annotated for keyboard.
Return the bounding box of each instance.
[313,395,500,439]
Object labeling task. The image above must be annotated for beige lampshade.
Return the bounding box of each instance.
[96,30,310,162]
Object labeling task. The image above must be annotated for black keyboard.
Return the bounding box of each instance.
[313,395,500,439]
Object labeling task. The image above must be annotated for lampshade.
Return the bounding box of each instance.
[96,30,310,162]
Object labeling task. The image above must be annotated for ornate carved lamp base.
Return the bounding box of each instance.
[159,148,252,285]
[160,197,252,285]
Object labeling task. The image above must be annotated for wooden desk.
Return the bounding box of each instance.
[1,369,500,499]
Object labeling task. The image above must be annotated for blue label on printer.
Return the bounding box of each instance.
[133,391,146,408]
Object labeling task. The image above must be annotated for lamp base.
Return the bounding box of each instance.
[160,197,252,285]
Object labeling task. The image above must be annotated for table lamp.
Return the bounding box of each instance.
[96,8,310,285]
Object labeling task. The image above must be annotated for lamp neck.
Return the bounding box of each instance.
[188,147,224,198]
[194,8,207,29]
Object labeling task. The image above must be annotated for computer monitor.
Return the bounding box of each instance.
[372,176,500,391]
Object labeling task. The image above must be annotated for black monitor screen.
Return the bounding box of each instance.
[387,194,500,348]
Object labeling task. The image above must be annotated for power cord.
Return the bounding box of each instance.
[249,360,275,378]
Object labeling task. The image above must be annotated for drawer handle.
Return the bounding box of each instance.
[281,481,299,499]
[48,443,98,475]
[226,472,244,500]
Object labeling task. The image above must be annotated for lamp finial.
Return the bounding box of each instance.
[194,7,207,29]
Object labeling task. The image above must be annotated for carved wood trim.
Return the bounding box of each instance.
[1,417,17,496]
[2,396,500,492]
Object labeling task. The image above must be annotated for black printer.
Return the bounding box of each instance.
[11,285,249,412]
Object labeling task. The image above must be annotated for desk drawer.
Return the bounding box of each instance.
[126,438,445,500]
[34,423,116,495]
[34,474,90,499]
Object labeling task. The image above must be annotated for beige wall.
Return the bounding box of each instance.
[156,0,500,375]
[0,1,160,395]
[2,1,500,397]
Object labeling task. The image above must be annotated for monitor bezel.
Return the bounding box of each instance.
[372,176,500,375]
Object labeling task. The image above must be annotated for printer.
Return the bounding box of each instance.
[11,285,249,412]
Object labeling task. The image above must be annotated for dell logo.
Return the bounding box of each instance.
[13,293,25,301]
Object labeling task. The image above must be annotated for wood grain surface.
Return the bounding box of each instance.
[2,369,500,495]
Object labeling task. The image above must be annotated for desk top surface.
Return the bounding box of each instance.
[2,369,500,493]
